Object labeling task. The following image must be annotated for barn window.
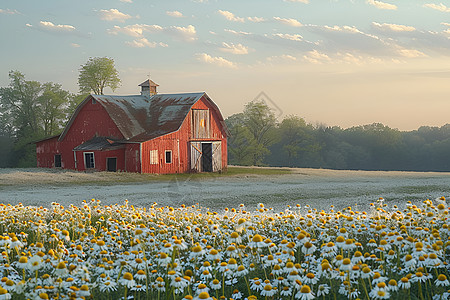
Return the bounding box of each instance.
[165,150,172,164]
[54,154,61,168]
[84,152,95,169]
[150,150,158,164]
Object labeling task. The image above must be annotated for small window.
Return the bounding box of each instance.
[150,150,158,165]
[165,150,172,164]
[54,154,61,168]
[84,152,95,169]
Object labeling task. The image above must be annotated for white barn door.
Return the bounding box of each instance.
[212,141,222,172]
[190,142,202,172]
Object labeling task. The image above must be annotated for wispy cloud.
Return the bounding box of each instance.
[247,16,266,23]
[220,42,249,54]
[108,24,162,37]
[196,53,236,68]
[423,3,450,12]
[120,0,132,3]
[109,24,197,42]
[284,0,309,3]
[372,22,416,32]
[273,33,303,41]
[99,9,133,22]
[273,17,302,27]
[70,43,81,48]
[27,21,75,32]
[267,54,297,62]
[397,49,427,58]
[303,50,331,64]
[0,8,20,15]
[367,0,397,10]
[126,38,168,48]
[218,10,245,22]
[166,11,184,18]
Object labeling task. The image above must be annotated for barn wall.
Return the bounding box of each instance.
[36,136,60,168]
[140,127,189,174]
[125,143,141,173]
[61,97,125,170]
[74,148,125,172]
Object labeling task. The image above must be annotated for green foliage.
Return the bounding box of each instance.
[0,71,73,167]
[78,57,121,95]
[226,101,278,166]
[228,101,450,171]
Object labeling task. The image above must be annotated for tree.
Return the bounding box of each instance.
[78,57,121,95]
[0,71,72,166]
[243,100,278,165]
[38,82,71,136]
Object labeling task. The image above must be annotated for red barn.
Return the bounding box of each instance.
[35,80,228,174]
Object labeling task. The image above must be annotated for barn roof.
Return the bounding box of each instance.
[73,137,124,151]
[59,92,227,143]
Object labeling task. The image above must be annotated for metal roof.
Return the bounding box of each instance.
[73,137,124,151]
[59,92,229,143]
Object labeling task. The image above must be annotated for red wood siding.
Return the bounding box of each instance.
[74,148,125,171]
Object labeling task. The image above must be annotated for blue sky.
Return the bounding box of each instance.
[1,0,450,130]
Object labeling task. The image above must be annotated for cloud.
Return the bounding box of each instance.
[247,16,266,23]
[224,29,252,36]
[108,24,197,42]
[166,11,184,18]
[423,3,450,12]
[273,33,303,41]
[284,0,309,3]
[99,9,132,22]
[218,10,245,22]
[397,49,427,58]
[196,53,236,68]
[70,43,81,48]
[120,0,133,2]
[367,0,397,10]
[108,24,162,37]
[372,22,416,32]
[441,22,450,27]
[0,8,20,15]
[166,25,197,42]
[273,17,302,27]
[38,21,76,32]
[303,50,331,64]
[220,42,249,54]
[267,54,298,62]
[126,38,168,48]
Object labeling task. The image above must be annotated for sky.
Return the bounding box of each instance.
[1,0,450,131]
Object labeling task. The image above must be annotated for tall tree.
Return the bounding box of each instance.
[78,57,121,95]
[0,71,72,166]
[243,100,278,165]
[38,82,71,136]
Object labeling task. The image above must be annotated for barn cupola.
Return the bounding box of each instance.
[139,79,159,97]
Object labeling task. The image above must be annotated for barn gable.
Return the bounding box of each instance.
[59,92,227,143]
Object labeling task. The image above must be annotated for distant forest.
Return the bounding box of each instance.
[226,100,450,172]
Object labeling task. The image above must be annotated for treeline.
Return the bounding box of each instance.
[226,100,450,172]
[0,58,120,167]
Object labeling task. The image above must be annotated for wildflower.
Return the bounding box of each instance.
[398,277,411,289]
[119,272,136,288]
[210,279,221,290]
[435,274,450,287]
[193,292,212,300]
[317,284,330,297]
[0,288,10,300]
[260,283,277,297]
[54,261,68,277]
[98,278,117,292]
[295,285,315,300]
